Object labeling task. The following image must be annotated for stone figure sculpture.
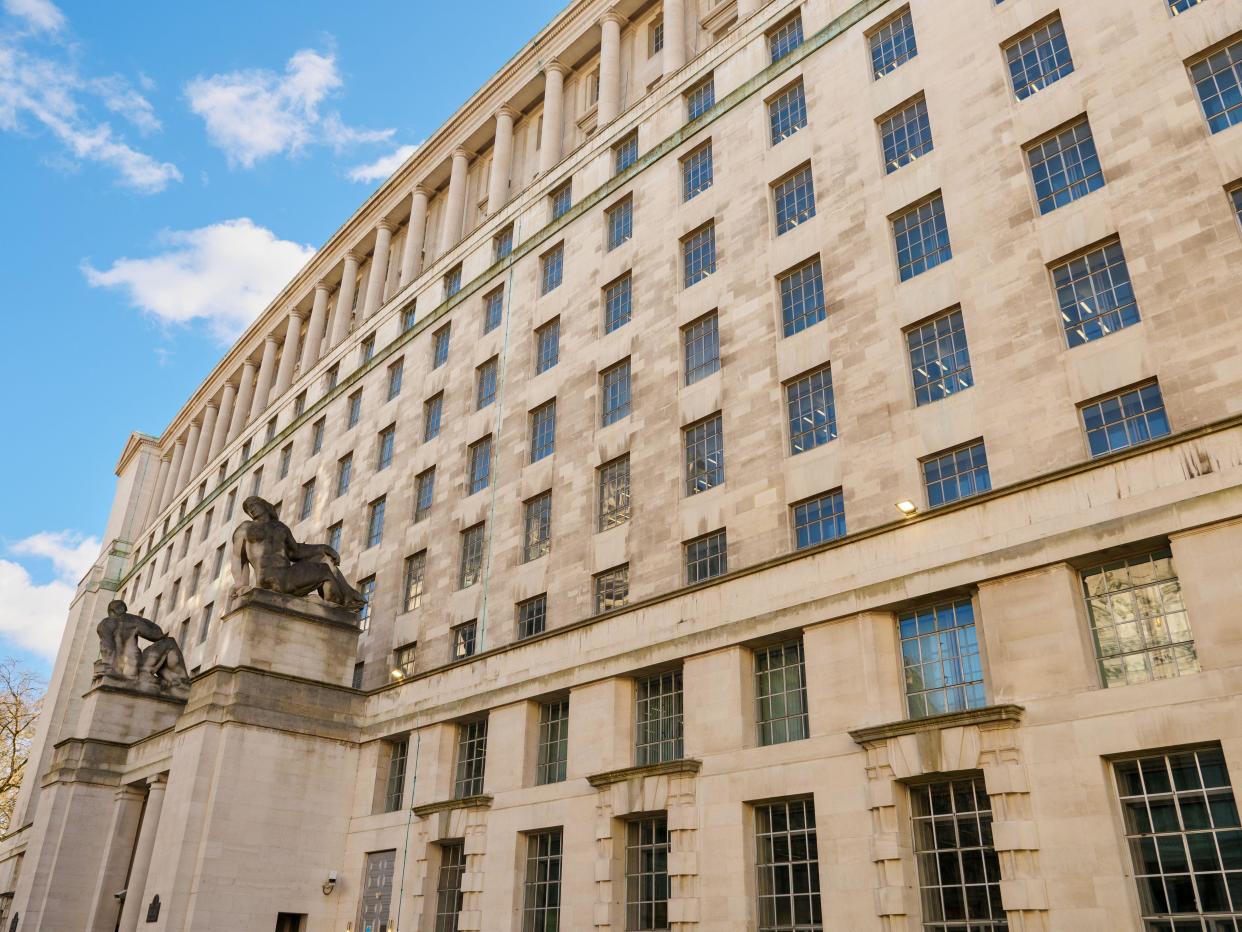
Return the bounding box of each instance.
[94,600,191,700]
[230,496,366,611]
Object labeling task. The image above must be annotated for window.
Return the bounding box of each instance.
[535,318,560,373]
[681,141,714,201]
[476,357,498,409]
[402,305,417,332]
[598,455,631,531]
[451,620,478,662]
[201,508,212,540]
[535,698,568,784]
[683,312,720,385]
[540,243,564,295]
[518,594,548,640]
[467,436,492,495]
[494,224,514,261]
[359,850,396,932]
[594,564,629,614]
[773,164,816,235]
[265,417,277,443]
[603,273,632,333]
[906,308,974,405]
[311,417,325,454]
[1190,37,1242,134]
[910,776,1005,931]
[523,492,552,562]
[194,601,215,644]
[212,544,226,579]
[325,364,339,392]
[636,670,682,764]
[768,14,804,63]
[1114,745,1240,925]
[649,15,664,56]
[626,816,670,932]
[769,81,808,145]
[601,359,632,426]
[433,842,465,932]
[387,359,403,400]
[614,131,638,174]
[383,738,408,812]
[522,829,564,931]
[685,530,727,584]
[1082,547,1197,688]
[189,562,202,595]
[352,661,365,689]
[1169,0,1204,11]
[335,453,353,497]
[530,400,556,462]
[241,439,252,462]
[423,393,443,441]
[414,468,435,523]
[481,289,503,335]
[899,599,985,718]
[779,257,827,337]
[606,197,633,251]
[444,264,462,298]
[755,798,822,932]
[755,641,809,745]
[366,497,386,548]
[793,489,846,550]
[299,478,316,521]
[377,424,396,470]
[402,551,426,612]
[1005,16,1074,100]
[870,8,918,78]
[1027,118,1105,215]
[459,523,485,588]
[432,325,451,368]
[880,95,933,172]
[682,223,716,287]
[1232,184,1242,227]
[1081,381,1171,458]
[328,522,343,554]
[894,194,952,281]
[293,390,306,418]
[347,390,363,429]
[786,367,837,455]
[454,718,487,797]
[922,440,991,508]
[250,467,262,497]
[550,181,572,220]
[1053,239,1141,347]
[360,333,376,363]
[358,576,376,632]
[684,414,725,495]
[394,642,417,677]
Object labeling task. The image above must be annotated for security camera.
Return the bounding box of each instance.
[322,871,338,896]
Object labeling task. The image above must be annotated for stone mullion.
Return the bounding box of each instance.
[861,745,912,931]
[593,788,616,930]
[667,772,699,931]
[458,809,489,931]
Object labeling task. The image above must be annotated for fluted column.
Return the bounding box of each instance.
[362,221,395,319]
[300,284,331,371]
[439,148,473,254]
[598,12,626,124]
[399,187,432,286]
[272,308,304,397]
[117,776,167,932]
[144,455,172,531]
[190,404,217,476]
[208,382,235,462]
[663,0,686,73]
[539,62,570,173]
[228,362,257,442]
[488,108,518,213]
[159,441,184,513]
[249,337,280,421]
[329,253,361,347]
[174,422,201,493]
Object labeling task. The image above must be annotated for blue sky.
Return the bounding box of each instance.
[0,0,565,674]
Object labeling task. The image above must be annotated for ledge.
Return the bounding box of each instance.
[412,794,493,817]
[849,705,1025,746]
[587,758,703,788]
[86,683,188,708]
[227,587,360,631]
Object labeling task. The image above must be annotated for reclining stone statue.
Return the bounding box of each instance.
[94,599,191,700]
[230,496,366,611]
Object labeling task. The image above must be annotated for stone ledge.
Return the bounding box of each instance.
[849,705,1025,745]
[587,758,703,788]
[228,587,359,630]
[86,683,187,708]
[412,794,493,818]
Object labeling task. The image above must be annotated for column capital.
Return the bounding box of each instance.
[601,8,628,27]
[264,334,280,347]
[543,59,572,78]
[375,218,397,235]
[204,401,218,412]
[115,784,147,803]
[146,773,168,789]
[314,280,331,295]
[496,103,521,122]
[343,250,363,266]
[451,146,475,161]
[289,306,308,320]
[413,183,436,200]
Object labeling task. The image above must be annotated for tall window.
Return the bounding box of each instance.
[769,81,808,145]
[444,264,462,299]
[366,497,386,548]
[906,308,974,405]
[278,443,292,479]
[433,842,465,932]
[649,16,664,55]
[376,424,395,470]
[1081,548,1197,688]
[459,523,485,588]
[358,576,376,632]
[293,390,306,417]
[433,324,451,368]
[360,850,397,932]
[535,318,560,373]
[387,359,404,400]
[550,181,572,220]
[773,164,816,235]
[328,521,343,554]
[594,563,630,614]
[1026,118,1104,214]
[601,359,632,426]
[768,13,804,63]
[467,436,492,495]
[383,738,408,812]
[686,75,715,120]
[894,194,952,281]
[635,670,683,764]
[541,243,564,295]
[682,223,717,287]
[1190,38,1242,134]
[1113,745,1240,925]
[1081,381,1171,457]
[922,440,991,507]
[523,492,552,562]
[335,453,353,497]
[424,393,443,441]
[402,305,417,332]
[402,551,426,612]
[530,400,556,462]
[755,641,808,745]
[325,364,339,392]
[1005,16,1074,100]
[312,417,325,454]
[899,599,985,718]
[360,334,376,363]
[604,273,633,333]
[755,798,823,932]
[518,594,548,640]
[681,141,714,201]
[626,817,670,932]
[454,718,488,797]
[415,467,435,522]
[880,95,933,172]
[522,830,564,932]
[910,777,1005,931]
[394,643,417,677]
[792,489,846,550]
[1231,184,1242,227]
[213,543,226,578]
[786,367,837,454]
[870,8,918,78]
[614,131,639,174]
[607,197,634,251]
[452,620,477,660]
[535,698,569,784]
[494,224,514,261]
[683,312,720,384]
[1052,239,1141,347]
[347,389,363,428]
[685,530,727,584]
[684,414,725,495]
[197,602,214,644]
[483,288,503,334]
[476,358,498,409]
[598,455,631,530]
[299,478,316,521]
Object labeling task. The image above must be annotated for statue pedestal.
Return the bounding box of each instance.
[75,684,185,745]
[216,587,360,688]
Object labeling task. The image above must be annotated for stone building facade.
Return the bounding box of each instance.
[4,0,1242,928]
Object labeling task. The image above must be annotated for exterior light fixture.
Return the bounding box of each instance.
[390,668,404,680]
[322,871,338,896]
[895,500,918,516]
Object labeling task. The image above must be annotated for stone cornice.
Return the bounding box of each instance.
[587,758,703,787]
[848,705,1026,746]
[412,794,493,817]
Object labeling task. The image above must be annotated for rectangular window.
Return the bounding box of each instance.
[387,359,404,400]
[792,489,846,550]
[347,390,363,428]
[768,13,804,63]
[451,620,478,662]
[1232,184,1242,227]
[779,257,827,338]
[755,641,809,745]
[201,508,212,540]
[366,497,385,548]
[683,312,720,385]
[483,288,503,334]
[518,594,548,640]
[899,599,985,718]
[598,455,631,531]
[454,718,487,797]
[686,76,715,121]
[682,223,716,287]
[241,439,252,462]
[325,364,339,392]
[278,443,292,479]
[352,661,364,690]
[459,523,485,588]
[907,308,974,405]
[1190,38,1242,134]
[299,478,316,521]
[523,491,552,562]
[1082,547,1197,688]
[360,333,376,364]
[755,798,822,932]
[870,8,918,78]
[467,437,492,495]
[377,424,395,470]
[359,850,397,932]
[1169,0,1203,12]
[786,367,837,455]
[922,440,991,508]
[213,543,226,579]
[530,400,556,462]
[402,551,426,612]
[414,468,435,523]
[636,670,683,765]
[433,842,465,932]
[910,776,1005,931]
[1053,239,1141,347]
[476,357,498,409]
[293,390,306,418]
[550,181,572,220]
[601,359,632,426]
[685,529,727,584]
[335,453,353,497]
[402,305,417,332]
[494,224,514,261]
[594,563,629,614]
[197,601,213,644]
[423,393,443,441]
[522,829,564,931]
[328,521,343,553]
[649,16,664,55]
[603,273,632,333]
[606,197,633,251]
[358,576,376,632]
[394,642,416,678]
[432,325,451,369]
[681,141,714,201]
[383,738,408,812]
[444,264,462,299]
[1081,381,1171,458]
[684,414,725,495]
[189,562,202,595]
[1027,118,1105,215]
[1006,16,1074,100]
[540,243,564,295]
[773,164,817,235]
[535,318,560,373]
[614,131,639,174]
[312,418,325,454]
[535,698,568,784]
[265,417,277,443]
[769,81,808,145]
[880,95,933,172]
[626,816,670,932]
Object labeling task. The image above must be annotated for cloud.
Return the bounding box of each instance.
[82,218,316,342]
[0,531,100,659]
[187,47,393,168]
[92,75,161,134]
[3,0,64,33]
[348,143,419,183]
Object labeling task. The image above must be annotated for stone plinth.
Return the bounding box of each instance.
[75,685,185,746]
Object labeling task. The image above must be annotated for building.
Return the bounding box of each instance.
[4,0,1242,927]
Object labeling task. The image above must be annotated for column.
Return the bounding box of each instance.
[300,283,331,372]
[487,108,518,213]
[159,442,184,513]
[664,0,686,74]
[249,337,280,421]
[329,253,361,348]
[208,382,235,462]
[143,455,172,531]
[399,187,432,286]
[362,221,395,319]
[174,422,201,494]
[538,62,570,174]
[85,785,146,932]
[598,12,626,124]
[737,0,765,16]
[272,308,305,397]
[439,148,473,254]
[190,403,217,476]
[227,362,257,442]
[116,775,167,932]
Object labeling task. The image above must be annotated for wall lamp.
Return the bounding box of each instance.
[895,500,919,517]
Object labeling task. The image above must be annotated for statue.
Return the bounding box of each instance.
[94,600,191,700]
[230,496,366,611]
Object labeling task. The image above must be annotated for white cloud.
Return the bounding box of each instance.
[3,0,64,33]
[187,47,393,169]
[0,531,100,659]
[82,218,316,342]
[347,143,419,183]
[92,75,161,134]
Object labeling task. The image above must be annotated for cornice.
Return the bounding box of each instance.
[849,705,1026,745]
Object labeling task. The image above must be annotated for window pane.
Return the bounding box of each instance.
[774,165,817,235]
[755,798,823,932]
[683,313,720,385]
[906,308,974,405]
[899,599,987,718]
[1080,382,1171,458]
[453,718,487,798]
[598,456,632,531]
[685,529,727,584]
[894,195,952,281]
[769,82,807,145]
[881,95,934,173]
[1190,38,1242,134]
[626,817,670,931]
[522,829,564,932]
[756,641,809,745]
[635,671,683,764]
[682,142,714,201]
[922,440,991,508]
[768,15,804,64]
[1027,118,1105,215]
[871,10,918,79]
[604,274,632,333]
[1053,239,1141,347]
[684,415,725,495]
[793,489,846,550]
[786,367,837,454]
[535,698,568,784]
[1005,16,1074,100]
[683,223,716,287]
